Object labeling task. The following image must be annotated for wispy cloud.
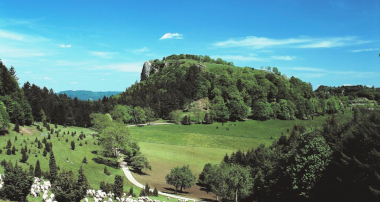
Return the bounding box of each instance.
[0,45,45,57]
[132,47,149,54]
[211,55,264,61]
[215,36,370,49]
[91,62,143,72]
[291,67,324,72]
[60,44,71,48]
[288,66,380,79]
[160,33,183,40]
[0,30,24,41]
[44,77,53,80]
[271,55,297,60]
[351,48,380,52]
[70,81,78,84]
[0,29,49,42]
[89,51,119,59]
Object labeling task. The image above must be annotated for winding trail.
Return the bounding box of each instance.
[120,161,198,202]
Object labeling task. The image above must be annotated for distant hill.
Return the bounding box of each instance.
[58,90,122,101]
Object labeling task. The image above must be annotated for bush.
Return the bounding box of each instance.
[153,187,158,196]
[71,141,75,150]
[82,157,88,164]
[6,148,11,155]
[104,166,111,175]
[181,115,191,125]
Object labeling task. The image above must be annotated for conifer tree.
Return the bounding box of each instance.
[34,160,41,178]
[0,161,33,201]
[153,187,158,196]
[11,146,15,155]
[74,165,89,202]
[129,187,134,197]
[71,140,75,150]
[113,175,124,198]
[20,152,28,163]
[6,139,11,149]
[49,150,57,183]
[13,120,20,133]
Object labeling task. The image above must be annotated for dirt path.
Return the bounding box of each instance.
[119,161,198,201]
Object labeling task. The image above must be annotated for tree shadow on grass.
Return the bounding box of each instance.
[199,198,215,202]
[163,187,189,195]
[0,129,9,136]
[129,167,150,176]
[91,157,119,169]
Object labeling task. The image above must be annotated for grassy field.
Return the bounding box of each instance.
[0,112,347,201]
[129,115,333,200]
[0,123,167,202]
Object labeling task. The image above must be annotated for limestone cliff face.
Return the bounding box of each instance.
[141,61,154,81]
[140,61,168,81]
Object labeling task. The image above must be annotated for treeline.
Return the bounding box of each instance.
[0,62,33,131]
[119,54,342,121]
[199,108,380,202]
[316,85,380,102]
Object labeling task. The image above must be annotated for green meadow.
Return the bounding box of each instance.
[129,115,333,199]
[0,113,344,201]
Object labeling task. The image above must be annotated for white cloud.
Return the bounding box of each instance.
[294,73,326,78]
[0,45,45,58]
[101,78,106,81]
[291,67,324,72]
[214,36,370,49]
[159,33,183,40]
[0,30,24,41]
[70,81,78,84]
[351,48,380,52]
[132,47,149,54]
[0,29,49,43]
[44,77,53,80]
[92,62,143,72]
[271,55,297,60]
[60,44,71,48]
[89,51,119,59]
[211,55,264,61]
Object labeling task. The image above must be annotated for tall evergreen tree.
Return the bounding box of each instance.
[0,161,33,202]
[34,160,41,178]
[113,175,124,198]
[74,165,89,202]
[49,150,57,183]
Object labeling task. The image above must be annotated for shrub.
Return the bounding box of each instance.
[82,157,88,164]
[104,166,111,175]
[71,141,75,150]
[6,148,11,155]
[153,187,158,196]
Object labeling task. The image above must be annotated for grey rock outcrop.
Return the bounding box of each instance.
[141,61,152,81]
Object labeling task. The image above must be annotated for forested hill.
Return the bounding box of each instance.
[58,90,122,101]
[118,54,342,120]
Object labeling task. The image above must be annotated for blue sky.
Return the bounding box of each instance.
[0,0,379,92]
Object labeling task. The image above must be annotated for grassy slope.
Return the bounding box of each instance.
[129,115,333,200]
[0,124,143,202]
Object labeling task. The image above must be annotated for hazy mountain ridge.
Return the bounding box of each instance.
[58,90,122,101]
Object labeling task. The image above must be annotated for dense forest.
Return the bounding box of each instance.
[199,108,380,202]
[1,55,379,130]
